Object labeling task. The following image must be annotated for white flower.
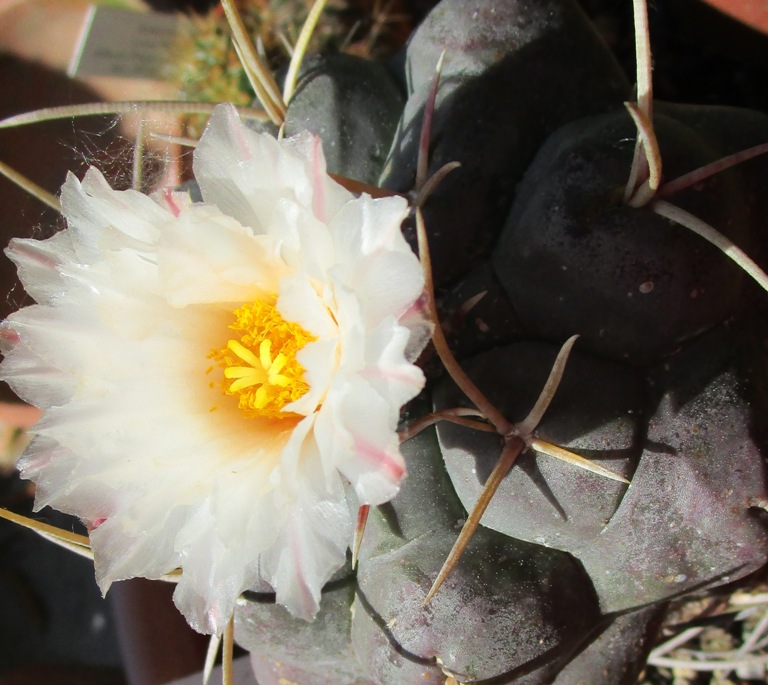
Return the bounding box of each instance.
[0,104,427,634]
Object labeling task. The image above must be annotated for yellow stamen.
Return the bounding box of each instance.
[211,298,316,419]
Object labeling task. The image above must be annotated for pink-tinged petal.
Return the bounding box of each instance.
[0,313,77,409]
[315,377,406,505]
[360,318,427,410]
[354,436,406,484]
[156,187,192,217]
[194,106,311,230]
[87,517,107,532]
[259,465,352,621]
[92,504,187,591]
[0,327,19,350]
[5,232,77,306]
[327,194,423,326]
[195,105,353,237]
[281,130,351,220]
[399,293,433,362]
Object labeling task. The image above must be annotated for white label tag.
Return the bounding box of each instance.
[68,5,181,80]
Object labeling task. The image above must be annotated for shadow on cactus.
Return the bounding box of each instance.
[237,0,768,683]
[0,0,767,684]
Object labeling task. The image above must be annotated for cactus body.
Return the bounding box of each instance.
[234,1,768,682]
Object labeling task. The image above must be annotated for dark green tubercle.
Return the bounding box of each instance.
[235,1,768,682]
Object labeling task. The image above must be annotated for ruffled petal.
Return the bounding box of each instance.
[277,272,338,340]
[361,318,427,410]
[328,193,421,326]
[5,232,78,306]
[270,198,335,279]
[60,169,167,254]
[259,461,352,620]
[0,308,80,408]
[315,376,406,505]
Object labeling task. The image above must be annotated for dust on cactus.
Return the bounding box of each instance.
[0,0,766,684]
[234,0,768,682]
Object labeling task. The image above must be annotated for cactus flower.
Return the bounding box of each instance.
[0,104,426,634]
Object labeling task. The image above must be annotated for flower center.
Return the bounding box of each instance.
[212,298,316,419]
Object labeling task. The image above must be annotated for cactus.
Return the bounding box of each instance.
[231,1,768,683]
[1,0,767,683]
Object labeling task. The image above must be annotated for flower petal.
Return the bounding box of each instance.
[60,169,166,253]
[5,232,78,306]
[328,193,422,326]
[158,204,286,307]
[315,376,406,505]
[260,455,352,620]
[194,105,351,233]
